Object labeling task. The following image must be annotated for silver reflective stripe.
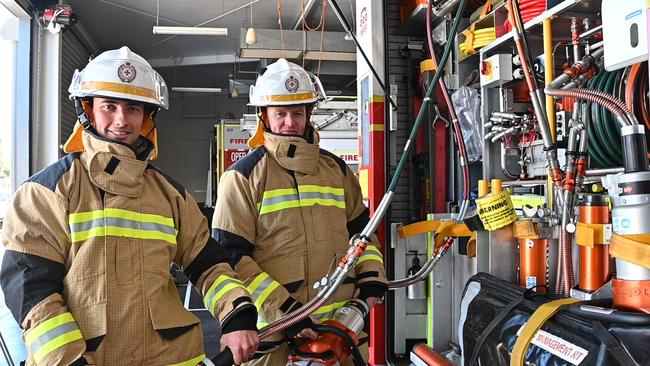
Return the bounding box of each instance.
[204,278,242,308]
[251,276,275,302]
[70,217,176,235]
[28,321,79,354]
[298,192,344,201]
[261,194,300,206]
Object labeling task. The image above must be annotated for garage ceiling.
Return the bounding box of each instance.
[64,0,359,93]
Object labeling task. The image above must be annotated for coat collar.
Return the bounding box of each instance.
[262,129,320,175]
[79,131,150,198]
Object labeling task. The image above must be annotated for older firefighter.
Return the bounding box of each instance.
[212,59,388,365]
[0,47,259,366]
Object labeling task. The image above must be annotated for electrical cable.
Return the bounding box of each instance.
[459,27,495,55]
[503,0,546,33]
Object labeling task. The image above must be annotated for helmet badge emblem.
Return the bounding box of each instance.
[285,76,299,93]
[118,63,137,83]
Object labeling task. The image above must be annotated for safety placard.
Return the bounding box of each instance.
[476,191,517,231]
[526,328,589,365]
[215,123,250,185]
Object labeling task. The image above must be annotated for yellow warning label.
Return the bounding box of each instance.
[476,191,518,231]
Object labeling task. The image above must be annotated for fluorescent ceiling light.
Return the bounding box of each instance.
[153,26,228,36]
[240,49,302,59]
[303,51,356,62]
[171,87,222,93]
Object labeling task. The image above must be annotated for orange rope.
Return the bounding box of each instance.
[278,0,285,52]
[317,0,328,75]
[303,0,327,31]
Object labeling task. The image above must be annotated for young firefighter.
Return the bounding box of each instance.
[212,59,388,365]
[0,47,258,365]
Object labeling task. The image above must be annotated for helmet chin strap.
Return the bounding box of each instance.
[74,98,97,134]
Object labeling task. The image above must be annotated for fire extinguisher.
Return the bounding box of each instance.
[408,250,427,300]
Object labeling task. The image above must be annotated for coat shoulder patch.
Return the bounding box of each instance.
[146,163,186,200]
[227,147,266,179]
[319,148,347,177]
[27,153,80,192]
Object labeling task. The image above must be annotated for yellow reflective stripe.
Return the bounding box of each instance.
[312,300,348,321]
[105,208,175,226]
[169,353,206,366]
[69,208,174,226]
[246,273,282,309]
[357,245,384,265]
[33,330,83,362]
[299,198,346,208]
[26,312,83,363]
[25,313,75,345]
[258,185,346,215]
[246,273,269,293]
[259,200,301,215]
[81,81,158,99]
[357,254,383,264]
[262,188,299,199]
[68,209,104,224]
[70,226,177,245]
[254,281,280,309]
[264,92,316,103]
[299,185,344,195]
[204,275,246,314]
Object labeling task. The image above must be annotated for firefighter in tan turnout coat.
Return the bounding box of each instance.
[212,59,388,365]
[0,47,259,366]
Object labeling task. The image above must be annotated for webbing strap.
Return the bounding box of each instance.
[468,296,525,366]
[575,222,610,248]
[610,233,650,268]
[433,221,472,248]
[510,298,581,366]
[397,220,441,238]
[591,321,637,366]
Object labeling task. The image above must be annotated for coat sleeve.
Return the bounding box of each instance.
[343,166,389,300]
[0,183,85,365]
[212,170,302,331]
[173,188,257,333]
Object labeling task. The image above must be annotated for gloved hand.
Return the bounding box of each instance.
[285,314,317,339]
[356,282,387,310]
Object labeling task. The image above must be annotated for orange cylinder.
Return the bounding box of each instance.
[612,279,650,314]
[519,238,548,293]
[412,344,453,366]
[577,194,610,292]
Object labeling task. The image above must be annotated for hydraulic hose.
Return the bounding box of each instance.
[544,88,632,127]
[425,0,471,221]
[506,0,562,187]
[388,237,454,289]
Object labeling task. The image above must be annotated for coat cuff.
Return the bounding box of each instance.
[221,305,258,333]
[357,281,388,301]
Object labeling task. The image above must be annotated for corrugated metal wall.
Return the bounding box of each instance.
[59,29,91,154]
[387,0,420,224]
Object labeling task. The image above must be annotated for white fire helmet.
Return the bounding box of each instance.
[68,46,169,110]
[249,58,326,107]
